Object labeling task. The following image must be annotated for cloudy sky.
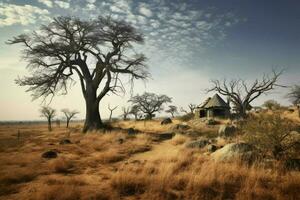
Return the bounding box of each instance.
[0,0,299,121]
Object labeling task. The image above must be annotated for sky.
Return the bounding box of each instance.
[0,0,299,121]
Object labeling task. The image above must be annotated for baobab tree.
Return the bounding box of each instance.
[40,106,56,131]
[208,70,283,118]
[108,104,118,122]
[166,105,178,118]
[129,92,172,120]
[61,109,79,128]
[8,16,149,132]
[287,85,300,117]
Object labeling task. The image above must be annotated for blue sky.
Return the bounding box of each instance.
[0,0,299,120]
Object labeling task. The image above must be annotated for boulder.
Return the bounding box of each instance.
[218,125,236,138]
[153,132,175,141]
[173,124,190,131]
[207,144,218,152]
[59,139,72,145]
[284,159,300,171]
[127,128,136,136]
[186,139,210,148]
[212,143,258,164]
[205,119,218,125]
[161,118,172,125]
[42,150,58,159]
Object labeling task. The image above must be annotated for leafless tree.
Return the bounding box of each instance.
[129,92,172,120]
[166,105,178,118]
[287,85,300,117]
[208,70,283,118]
[61,109,79,128]
[121,107,131,120]
[40,106,56,131]
[180,103,197,114]
[129,105,141,120]
[7,16,149,132]
[108,104,118,122]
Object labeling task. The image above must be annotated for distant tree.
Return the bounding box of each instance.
[108,104,118,122]
[129,105,141,120]
[208,70,283,118]
[263,100,281,110]
[181,103,197,114]
[8,16,149,132]
[121,107,131,120]
[166,105,178,118]
[287,85,300,117]
[129,92,172,120]
[40,106,56,131]
[61,109,79,128]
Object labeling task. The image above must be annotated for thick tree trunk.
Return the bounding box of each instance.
[83,85,103,133]
[66,119,70,128]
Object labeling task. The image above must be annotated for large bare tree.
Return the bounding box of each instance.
[61,109,79,128]
[7,16,149,132]
[208,70,283,118]
[180,103,197,114]
[40,106,56,131]
[129,92,172,120]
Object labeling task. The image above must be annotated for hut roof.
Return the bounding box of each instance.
[204,94,229,109]
[198,97,211,108]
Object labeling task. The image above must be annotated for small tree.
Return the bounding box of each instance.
[208,70,283,118]
[243,114,300,159]
[108,104,118,122]
[166,105,178,118]
[40,106,56,131]
[129,105,141,120]
[287,85,300,117]
[129,92,172,120]
[61,109,79,128]
[180,103,197,114]
[121,107,131,120]
[263,100,281,110]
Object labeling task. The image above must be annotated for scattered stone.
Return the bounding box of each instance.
[127,128,136,136]
[42,150,58,159]
[59,139,72,145]
[173,124,190,131]
[212,143,259,164]
[284,159,300,171]
[218,125,236,138]
[117,138,124,144]
[205,119,218,125]
[153,132,175,141]
[186,139,210,148]
[161,118,172,125]
[207,144,218,152]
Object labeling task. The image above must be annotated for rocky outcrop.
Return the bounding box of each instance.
[218,125,236,138]
[161,118,172,125]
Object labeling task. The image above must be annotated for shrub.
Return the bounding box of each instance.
[243,114,300,159]
[179,113,194,122]
[262,100,281,110]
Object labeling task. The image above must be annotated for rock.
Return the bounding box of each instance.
[42,150,58,159]
[117,138,124,144]
[186,139,210,148]
[127,128,136,136]
[173,124,190,131]
[218,125,236,138]
[205,119,218,125]
[161,118,172,125]
[59,139,71,145]
[212,143,258,164]
[186,131,201,138]
[207,144,218,152]
[153,132,175,141]
[284,159,300,171]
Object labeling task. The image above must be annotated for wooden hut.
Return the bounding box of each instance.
[196,94,230,118]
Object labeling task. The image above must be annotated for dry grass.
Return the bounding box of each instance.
[0,116,299,200]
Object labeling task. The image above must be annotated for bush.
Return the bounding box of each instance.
[179,113,194,122]
[262,100,281,110]
[243,114,300,159]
